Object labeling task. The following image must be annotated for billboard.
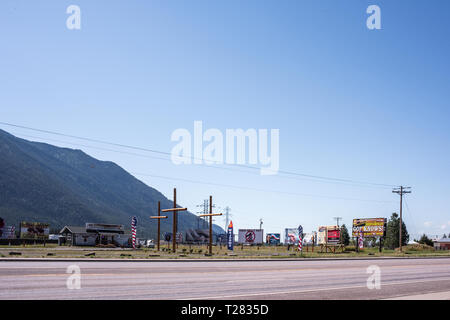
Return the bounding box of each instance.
[238,229,263,244]
[352,218,386,238]
[302,232,317,244]
[285,228,299,244]
[0,226,16,239]
[85,223,124,233]
[0,218,15,239]
[317,226,340,244]
[20,222,50,239]
[266,233,281,245]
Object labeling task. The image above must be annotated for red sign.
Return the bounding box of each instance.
[327,230,341,243]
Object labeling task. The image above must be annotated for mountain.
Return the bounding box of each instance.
[0,129,224,238]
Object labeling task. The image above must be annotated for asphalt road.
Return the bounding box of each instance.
[1,258,450,300]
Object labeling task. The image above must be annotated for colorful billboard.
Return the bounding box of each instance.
[317,226,340,244]
[266,233,281,245]
[20,221,50,239]
[352,218,386,238]
[0,218,14,239]
[284,228,299,244]
[238,229,263,244]
[302,232,317,244]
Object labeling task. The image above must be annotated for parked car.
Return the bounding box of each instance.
[144,240,155,248]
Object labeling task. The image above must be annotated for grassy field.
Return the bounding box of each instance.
[1,243,449,259]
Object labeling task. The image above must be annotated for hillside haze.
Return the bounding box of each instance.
[0,129,224,238]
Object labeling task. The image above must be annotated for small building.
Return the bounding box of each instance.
[60,223,132,247]
[433,238,450,250]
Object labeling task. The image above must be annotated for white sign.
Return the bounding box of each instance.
[238,229,263,244]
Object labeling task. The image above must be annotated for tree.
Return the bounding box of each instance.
[418,234,433,246]
[340,224,350,246]
[443,234,448,239]
[384,212,409,249]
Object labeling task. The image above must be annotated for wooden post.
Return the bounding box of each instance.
[150,202,169,251]
[198,196,222,256]
[209,195,212,255]
[159,188,187,254]
[173,188,176,253]
[157,201,161,251]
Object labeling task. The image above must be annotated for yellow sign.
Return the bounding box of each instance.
[352,218,386,237]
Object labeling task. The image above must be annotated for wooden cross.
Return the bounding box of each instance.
[198,195,222,255]
[150,201,168,251]
[160,188,187,253]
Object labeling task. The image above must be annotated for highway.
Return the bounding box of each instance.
[0,258,450,300]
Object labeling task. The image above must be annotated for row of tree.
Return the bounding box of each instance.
[339,213,409,249]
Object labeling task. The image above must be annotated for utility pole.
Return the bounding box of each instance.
[333,217,342,228]
[198,195,222,255]
[197,199,215,229]
[392,186,411,252]
[224,206,232,232]
[259,218,263,230]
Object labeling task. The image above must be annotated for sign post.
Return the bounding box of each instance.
[227,221,234,251]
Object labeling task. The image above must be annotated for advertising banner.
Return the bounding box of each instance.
[352,218,386,238]
[238,229,263,244]
[20,222,50,240]
[0,226,15,239]
[0,218,15,239]
[227,221,234,250]
[266,233,281,245]
[327,229,341,243]
[85,223,124,233]
[302,232,317,244]
[284,228,299,244]
[318,226,340,244]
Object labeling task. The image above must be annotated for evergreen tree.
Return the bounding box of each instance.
[418,234,433,246]
[384,212,409,249]
[340,224,350,246]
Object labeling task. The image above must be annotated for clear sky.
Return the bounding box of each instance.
[1,0,449,240]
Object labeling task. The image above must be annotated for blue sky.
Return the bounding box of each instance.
[1,0,449,239]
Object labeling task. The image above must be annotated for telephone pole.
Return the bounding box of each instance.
[224,206,232,232]
[333,217,342,228]
[392,186,411,252]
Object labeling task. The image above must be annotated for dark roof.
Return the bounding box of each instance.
[60,226,87,234]
[434,238,450,243]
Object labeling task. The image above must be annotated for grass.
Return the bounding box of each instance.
[0,243,449,260]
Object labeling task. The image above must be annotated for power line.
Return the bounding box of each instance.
[5,130,398,205]
[0,122,397,189]
[132,171,396,204]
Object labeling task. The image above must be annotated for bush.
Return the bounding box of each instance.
[398,244,434,252]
